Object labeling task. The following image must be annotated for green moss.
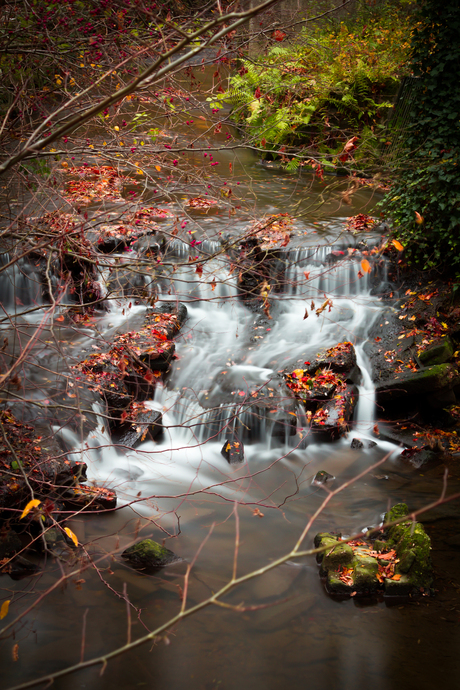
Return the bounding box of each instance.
[419,337,454,366]
[352,554,379,591]
[322,542,354,572]
[122,538,178,568]
[314,532,341,562]
[385,502,409,524]
[326,570,354,594]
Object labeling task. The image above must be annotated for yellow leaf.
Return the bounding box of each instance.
[392,239,404,251]
[20,499,41,520]
[0,600,10,620]
[64,527,79,547]
[114,126,119,132]
[361,258,371,274]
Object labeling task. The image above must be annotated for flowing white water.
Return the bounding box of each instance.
[65,243,401,514]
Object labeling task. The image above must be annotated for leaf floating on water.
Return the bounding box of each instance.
[20,499,41,520]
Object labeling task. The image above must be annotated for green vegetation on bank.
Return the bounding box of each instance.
[218,2,412,170]
[382,0,460,274]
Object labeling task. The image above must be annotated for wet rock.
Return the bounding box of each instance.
[315,503,433,597]
[0,410,95,513]
[351,438,377,449]
[309,341,359,384]
[115,408,163,449]
[62,484,117,511]
[311,384,358,440]
[121,539,180,570]
[236,214,294,305]
[383,502,433,593]
[418,337,454,367]
[74,304,187,430]
[375,364,460,408]
[221,435,245,464]
[2,555,40,580]
[94,224,155,253]
[312,471,335,486]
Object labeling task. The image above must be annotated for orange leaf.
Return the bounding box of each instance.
[361,259,371,274]
[56,315,65,322]
[20,499,41,520]
[391,573,402,581]
[64,527,79,547]
[415,211,424,225]
[0,600,10,620]
[155,165,161,172]
[392,239,404,252]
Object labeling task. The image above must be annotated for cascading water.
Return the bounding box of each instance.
[70,240,402,515]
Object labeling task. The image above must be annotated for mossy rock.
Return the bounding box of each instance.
[326,569,353,595]
[375,364,459,404]
[352,554,379,592]
[122,539,179,569]
[418,337,454,366]
[384,503,432,591]
[314,532,342,563]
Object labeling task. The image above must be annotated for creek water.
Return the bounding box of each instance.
[1,75,460,690]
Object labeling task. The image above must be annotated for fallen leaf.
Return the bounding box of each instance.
[0,600,10,620]
[64,527,79,547]
[20,499,41,520]
[361,258,371,274]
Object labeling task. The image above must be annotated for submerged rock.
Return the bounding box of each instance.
[122,539,180,570]
[314,503,433,597]
[351,438,377,449]
[312,470,335,486]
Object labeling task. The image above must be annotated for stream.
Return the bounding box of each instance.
[1,66,460,690]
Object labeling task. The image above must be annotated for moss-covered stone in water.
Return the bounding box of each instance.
[313,532,341,563]
[322,542,354,572]
[122,539,179,569]
[385,502,409,525]
[352,554,379,592]
[326,570,353,595]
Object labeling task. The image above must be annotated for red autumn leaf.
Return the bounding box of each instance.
[254,86,261,99]
[304,271,310,280]
[195,264,203,276]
